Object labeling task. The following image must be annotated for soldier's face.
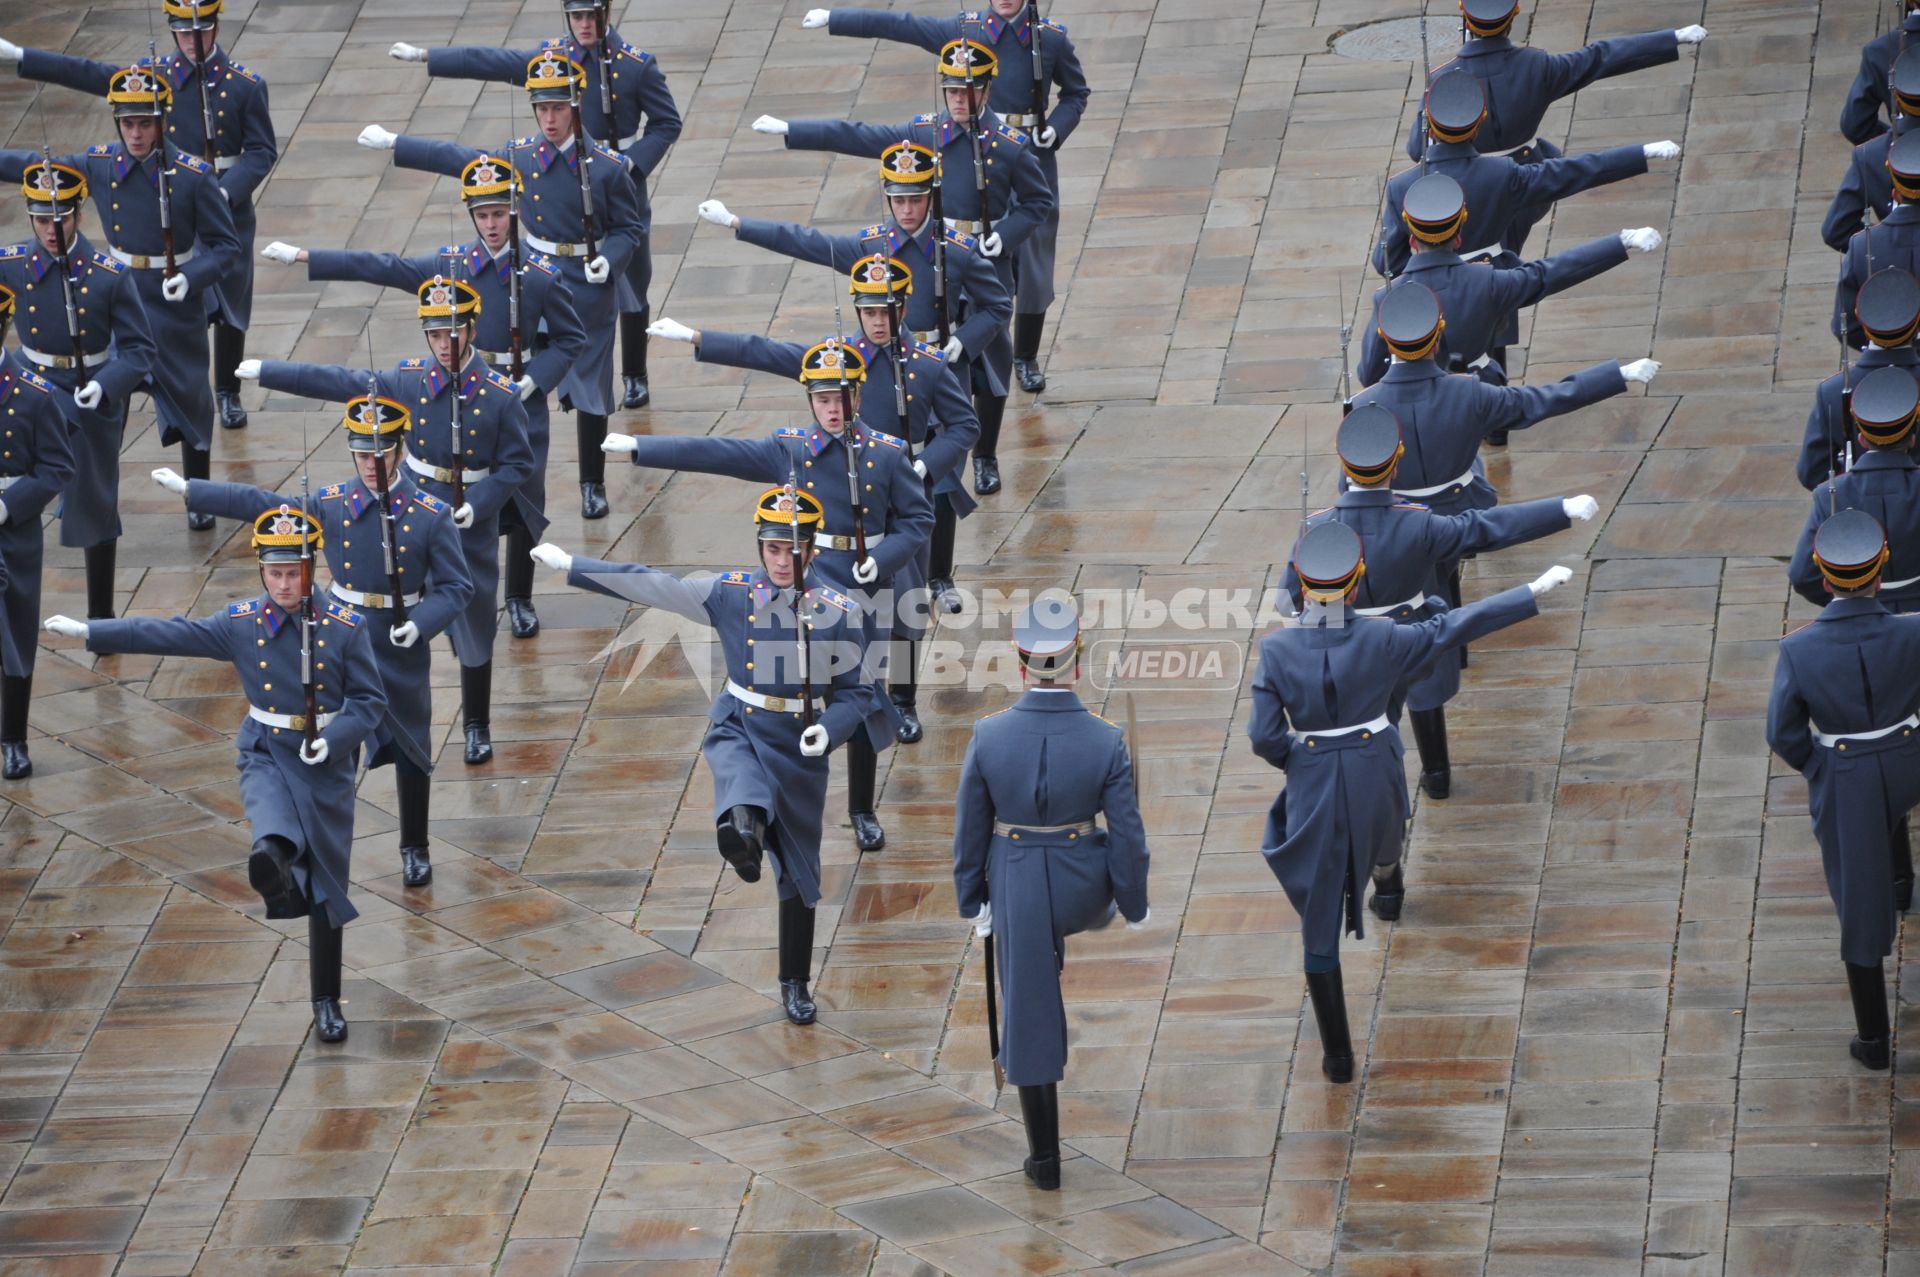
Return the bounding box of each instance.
[261,562,305,610]
[471,206,512,250]
[760,540,809,589]
[944,86,979,126]
[172,27,213,60]
[888,193,930,234]
[30,214,77,256]
[535,102,574,145]
[355,446,400,489]
[990,0,1025,16]
[809,388,858,432]
[858,307,895,345]
[426,325,472,371]
[568,11,605,45]
[118,116,162,158]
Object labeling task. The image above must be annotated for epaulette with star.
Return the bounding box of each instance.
[525,253,556,275]
[994,120,1029,145]
[90,252,124,274]
[323,599,363,628]
[859,224,890,240]
[913,339,946,361]
[175,152,212,175]
[484,368,517,392]
[87,143,112,158]
[1040,17,1068,34]
[13,368,50,394]
[317,482,347,501]
[912,112,936,125]
[400,357,427,369]
[510,135,538,150]
[0,245,25,262]
[411,490,450,514]
[945,226,977,251]
[437,244,464,257]
[810,585,857,615]
[228,62,264,83]
[718,570,753,587]
[590,142,623,163]
[1392,500,1430,511]
[619,46,653,65]
[227,599,259,618]
[862,427,905,450]
[774,426,810,440]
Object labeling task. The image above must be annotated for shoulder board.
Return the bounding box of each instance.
[538,37,565,49]
[811,585,857,615]
[484,368,516,391]
[913,339,945,361]
[226,599,258,618]
[718,570,753,586]
[1089,710,1121,731]
[317,482,347,501]
[590,142,623,163]
[863,428,905,450]
[437,244,463,257]
[87,143,112,157]
[774,426,810,440]
[1040,17,1068,34]
[944,227,977,251]
[323,599,362,628]
[228,62,263,83]
[400,357,427,369]
[994,121,1029,144]
[860,224,888,239]
[620,47,653,64]
[411,489,450,514]
[0,245,24,261]
[175,152,211,175]
[1307,504,1335,517]
[90,252,124,274]
[526,253,556,275]
[1392,500,1429,511]
[511,135,538,150]
[912,113,936,125]
[13,368,49,394]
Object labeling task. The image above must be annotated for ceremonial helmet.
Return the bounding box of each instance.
[1425,69,1487,145]
[1460,0,1521,39]
[1402,173,1469,245]
[107,65,171,120]
[849,255,912,309]
[797,339,867,390]
[1855,268,1920,348]
[1894,47,1920,119]
[20,161,85,218]
[525,51,585,103]
[342,395,410,453]
[1337,405,1404,485]
[1293,522,1366,604]
[460,155,519,208]
[1812,509,1890,593]
[755,485,825,546]
[162,0,222,32]
[1850,366,1920,449]
[252,505,324,562]
[880,141,938,195]
[417,276,482,331]
[938,39,997,88]
[1014,592,1081,679]
[1376,282,1446,362]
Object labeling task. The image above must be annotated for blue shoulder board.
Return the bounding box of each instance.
[437,244,463,257]
[538,37,564,48]
[944,227,977,251]
[176,152,211,175]
[774,426,810,440]
[323,600,362,628]
[811,585,857,615]
[619,47,653,64]
[913,339,946,362]
[526,253,556,275]
[484,368,516,391]
[1392,500,1430,511]
[227,599,258,618]
[90,252,124,274]
[317,482,347,501]
[228,62,263,83]
[14,368,50,394]
[912,113,935,125]
[400,357,427,369]
[859,224,888,240]
[863,427,905,450]
[86,143,112,157]
[591,142,623,163]
[995,120,1029,145]
[411,489,450,514]
[511,135,538,150]
[0,245,25,261]
[718,570,753,587]
[1041,17,1068,35]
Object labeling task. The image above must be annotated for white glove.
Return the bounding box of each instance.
[0,499,9,527]
[161,273,189,303]
[971,902,992,937]
[941,336,965,362]
[218,186,230,204]
[43,615,88,639]
[389,621,419,648]
[853,556,879,584]
[1033,125,1058,150]
[235,359,262,381]
[1621,358,1661,384]
[514,375,537,402]
[152,466,188,496]
[530,543,574,573]
[300,737,330,766]
[978,231,1003,259]
[799,724,829,757]
[1529,565,1574,597]
[584,255,610,285]
[389,41,428,62]
[0,40,23,63]
[359,124,398,151]
[73,381,103,410]
[602,432,638,454]
[1643,140,1680,160]
[697,199,737,229]
[802,8,830,28]
[648,318,697,343]
[1563,495,1599,522]
[1675,25,1707,44]
[912,459,928,480]
[752,115,789,136]
[261,241,302,265]
[1619,227,1663,253]
[1126,907,1151,932]
[452,503,474,529]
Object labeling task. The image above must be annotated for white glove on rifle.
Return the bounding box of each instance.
[1529,565,1574,597]
[1642,140,1680,160]
[978,231,1003,258]
[73,381,103,410]
[1675,25,1707,44]
[358,124,398,151]
[912,459,928,480]
[300,737,330,766]
[1033,125,1058,150]
[802,8,830,28]
[530,543,574,573]
[235,359,262,381]
[1563,495,1599,522]
[941,336,965,362]
[752,115,789,136]
[648,318,698,343]
[799,724,829,757]
[697,199,738,229]
[584,255,611,285]
[1621,358,1661,384]
[1619,227,1663,253]
[389,621,420,648]
[602,432,638,454]
[44,615,88,639]
[389,41,428,62]
[971,902,992,937]
[514,375,537,402]
[853,556,880,584]
[161,273,189,303]
[452,503,474,529]
[0,40,23,63]
[152,467,188,496]
[261,241,303,264]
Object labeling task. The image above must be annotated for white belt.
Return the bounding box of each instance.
[213,155,237,173]
[944,217,985,234]
[19,345,108,371]
[108,246,192,270]
[911,330,941,344]
[726,680,823,715]
[475,350,523,370]
[1813,713,1920,748]
[248,707,337,732]
[405,454,490,485]
[1001,113,1038,128]
[993,819,1096,837]
[1883,573,1920,591]
[817,530,886,553]
[330,582,423,610]
[1395,469,1476,499]
[1354,592,1427,617]
[0,476,22,491]
[1290,713,1392,743]
[523,234,591,258]
[617,130,640,151]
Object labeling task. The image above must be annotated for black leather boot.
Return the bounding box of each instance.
[1018,1083,1061,1189]
[309,912,347,1043]
[1846,960,1891,1070]
[716,804,766,883]
[929,499,963,614]
[577,413,609,519]
[247,834,308,919]
[504,521,539,639]
[213,321,248,428]
[396,759,431,887]
[1895,816,1914,913]
[1408,707,1451,800]
[1,673,30,780]
[182,445,215,530]
[621,313,650,408]
[777,894,818,1025]
[892,641,922,744]
[1368,864,1404,921]
[83,542,116,620]
[972,394,1005,495]
[847,733,885,852]
[1013,312,1048,393]
[460,662,493,765]
[1305,966,1356,1083]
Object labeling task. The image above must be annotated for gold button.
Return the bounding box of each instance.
[263,682,271,690]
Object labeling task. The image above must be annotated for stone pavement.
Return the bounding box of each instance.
[0,0,1899,1273]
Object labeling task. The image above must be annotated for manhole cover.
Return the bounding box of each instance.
[1332,15,1461,62]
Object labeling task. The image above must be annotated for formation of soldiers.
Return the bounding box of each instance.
[0,0,1911,1200]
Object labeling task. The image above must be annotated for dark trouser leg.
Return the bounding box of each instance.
[928,497,962,613]
[84,542,117,620]
[213,321,248,428]
[777,894,818,1025]
[1407,707,1451,800]
[891,641,922,744]
[503,518,539,639]
[973,394,1005,494]
[1895,815,1914,912]
[1013,312,1048,393]
[1,674,31,780]
[1018,1084,1061,1189]
[1485,347,1511,444]
[308,910,348,1042]
[1846,960,1891,1069]
[577,412,609,518]
[847,731,885,852]
[182,444,215,530]
[621,311,651,408]
[460,661,493,765]
[1304,958,1355,1083]
[396,754,432,886]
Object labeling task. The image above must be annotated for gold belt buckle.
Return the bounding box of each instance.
[433,465,456,483]
[762,694,788,712]
[52,354,74,370]
[131,254,153,269]
[363,592,388,609]
[554,243,578,257]
[287,714,307,731]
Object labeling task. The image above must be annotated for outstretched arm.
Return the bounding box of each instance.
[822,8,955,53]
[734,217,859,272]
[392,135,485,179]
[693,330,807,380]
[87,613,232,661]
[629,434,783,485]
[15,48,117,96]
[422,44,529,86]
[185,479,292,525]
[565,558,720,623]
[785,117,911,160]
[305,248,439,294]
[256,360,377,405]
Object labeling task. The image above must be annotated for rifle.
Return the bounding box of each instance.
[299,415,318,749]
[447,269,468,513]
[787,458,814,731]
[186,20,220,167]
[1028,0,1049,137]
[1338,295,1354,418]
[833,296,868,565]
[567,57,600,263]
[369,328,408,628]
[983,922,1004,1091]
[922,112,954,346]
[1419,11,1434,173]
[891,291,914,458]
[148,37,178,279]
[1836,324,1853,495]
[958,22,996,240]
[597,1,619,150]
[40,144,85,366]
[506,142,525,381]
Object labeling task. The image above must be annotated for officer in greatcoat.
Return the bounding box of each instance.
[1824,49,1920,253]
[1802,268,1920,491]
[1842,0,1920,144]
[1836,134,1920,344]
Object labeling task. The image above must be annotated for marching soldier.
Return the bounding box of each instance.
[646,255,980,740]
[1835,133,1920,341]
[259,151,587,639]
[1251,521,1570,1083]
[1357,171,1661,390]
[0,68,239,529]
[45,506,387,1044]
[1843,0,1920,144]
[0,161,157,622]
[1407,3,1704,165]
[530,489,879,1024]
[388,0,681,410]
[2,0,277,429]
[0,285,76,781]
[1282,405,1597,807]
[153,394,474,888]
[1801,268,1920,491]
[1375,68,1677,279]
[1766,509,1920,1071]
[603,341,933,852]
[236,277,536,768]
[360,50,643,521]
[952,595,1149,1191]
[1824,49,1920,253]
[801,0,1090,392]
[752,37,1055,496]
